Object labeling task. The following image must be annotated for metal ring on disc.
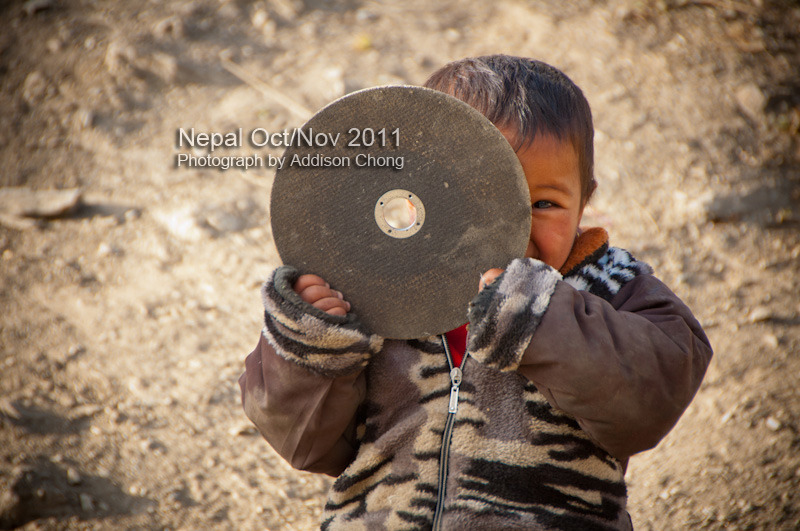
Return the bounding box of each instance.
[374,189,425,239]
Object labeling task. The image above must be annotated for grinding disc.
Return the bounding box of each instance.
[270,85,530,339]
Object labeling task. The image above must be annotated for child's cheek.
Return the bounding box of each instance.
[545,217,578,269]
[524,239,537,260]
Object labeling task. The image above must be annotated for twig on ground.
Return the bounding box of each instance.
[676,0,759,16]
[220,55,312,121]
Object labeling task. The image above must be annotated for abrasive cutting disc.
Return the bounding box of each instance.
[270,85,530,339]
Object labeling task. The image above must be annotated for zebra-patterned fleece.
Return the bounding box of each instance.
[240,228,713,530]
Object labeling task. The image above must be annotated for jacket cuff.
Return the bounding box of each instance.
[261,266,383,378]
[467,258,561,371]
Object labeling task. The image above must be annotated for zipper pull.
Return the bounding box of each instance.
[448,367,462,413]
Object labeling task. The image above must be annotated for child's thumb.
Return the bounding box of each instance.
[479,268,505,291]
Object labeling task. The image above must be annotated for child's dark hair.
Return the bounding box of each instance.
[424,55,596,203]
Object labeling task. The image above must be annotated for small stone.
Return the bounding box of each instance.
[0,397,22,421]
[355,8,377,21]
[46,38,62,53]
[765,416,781,431]
[205,211,245,233]
[352,33,372,51]
[762,333,779,348]
[735,83,765,124]
[21,71,49,104]
[97,243,112,257]
[141,438,166,454]
[720,408,735,424]
[444,28,460,42]
[153,16,184,38]
[68,344,86,358]
[737,499,757,514]
[748,306,772,323]
[251,9,269,28]
[658,486,680,501]
[0,187,82,219]
[270,0,298,19]
[124,208,141,222]
[128,484,148,496]
[79,493,94,511]
[22,0,55,16]
[66,467,81,485]
[701,506,718,521]
[71,404,101,419]
[155,208,205,242]
[75,108,95,129]
[229,422,258,436]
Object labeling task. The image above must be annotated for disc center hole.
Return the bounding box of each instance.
[382,197,417,231]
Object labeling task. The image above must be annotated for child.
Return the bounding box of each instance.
[239,55,713,530]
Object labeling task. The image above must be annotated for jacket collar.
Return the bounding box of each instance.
[558,227,609,277]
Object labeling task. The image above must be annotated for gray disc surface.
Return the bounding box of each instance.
[270,85,530,339]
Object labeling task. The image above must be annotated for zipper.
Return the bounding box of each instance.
[432,335,467,531]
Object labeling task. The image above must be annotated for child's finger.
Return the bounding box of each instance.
[479,268,505,291]
[298,284,337,304]
[312,296,351,315]
[293,274,329,294]
[292,273,351,314]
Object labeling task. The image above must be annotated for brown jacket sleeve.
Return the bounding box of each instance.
[238,266,382,477]
[239,334,366,476]
[518,275,713,462]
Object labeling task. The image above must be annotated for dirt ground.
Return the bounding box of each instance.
[1,0,799,529]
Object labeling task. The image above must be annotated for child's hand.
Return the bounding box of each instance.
[479,268,505,291]
[293,274,352,316]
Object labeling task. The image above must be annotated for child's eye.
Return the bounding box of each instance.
[532,200,555,209]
